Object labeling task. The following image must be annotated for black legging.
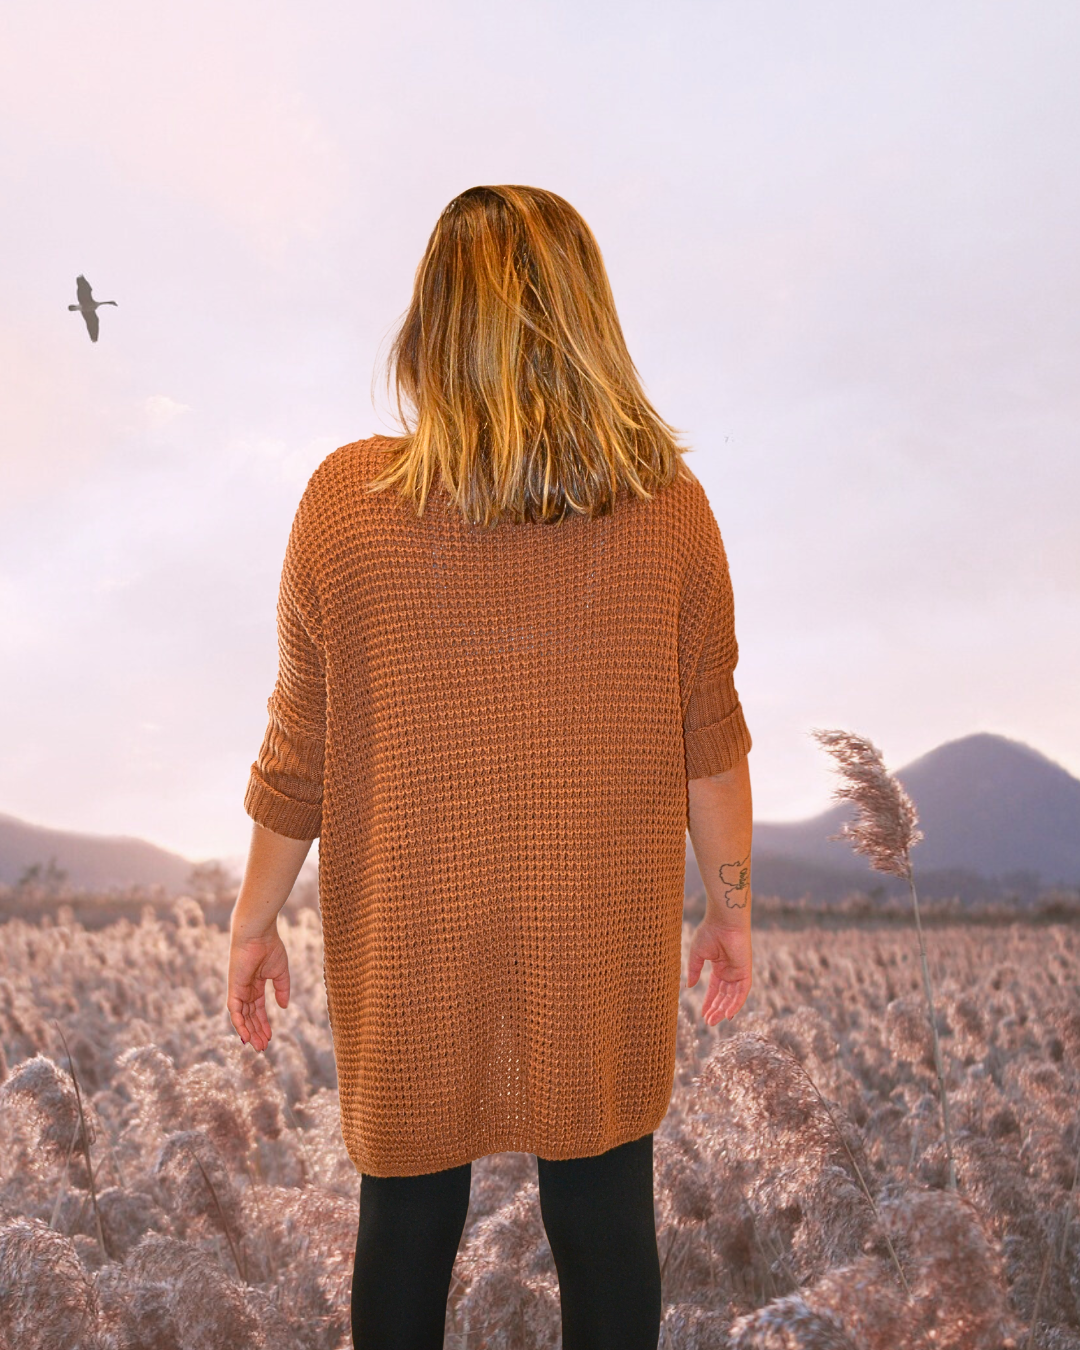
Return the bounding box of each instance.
[351,1131,661,1349]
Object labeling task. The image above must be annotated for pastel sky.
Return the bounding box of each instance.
[0,1,1076,868]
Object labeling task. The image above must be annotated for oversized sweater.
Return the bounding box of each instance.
[244,434,752,1177]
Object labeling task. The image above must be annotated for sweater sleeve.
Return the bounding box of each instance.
[681,509,753,781]
[243,489,327,840]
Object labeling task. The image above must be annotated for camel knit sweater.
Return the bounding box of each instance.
[244,434,752,1177]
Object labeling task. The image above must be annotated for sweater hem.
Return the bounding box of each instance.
[343,1107,674,1177]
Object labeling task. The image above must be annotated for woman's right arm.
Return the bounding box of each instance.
[686,751,753,1024]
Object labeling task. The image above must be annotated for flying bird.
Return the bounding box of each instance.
[68,275,117,343]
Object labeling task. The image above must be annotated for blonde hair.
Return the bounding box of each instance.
[366,185,693,526]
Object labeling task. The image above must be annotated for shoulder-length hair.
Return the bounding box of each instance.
[365,185,694,526]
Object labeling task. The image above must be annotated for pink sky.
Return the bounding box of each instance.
[0,0,1077,865]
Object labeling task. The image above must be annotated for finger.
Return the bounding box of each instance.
[703,971,724,1022]
[702,982,723,1020]
[226,994,254,1044]
[227,1007,250,1043]
[234,989,262,1043]
[244,1003,268,1050]
[252,994,272,1041]
[238,978,269,1037]
[230,984,271,1048]
[273,965,290,1009]
[709,981,737,1024]
[718,981,748,1021]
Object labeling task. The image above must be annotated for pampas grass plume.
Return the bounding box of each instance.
[811,728,957,1193]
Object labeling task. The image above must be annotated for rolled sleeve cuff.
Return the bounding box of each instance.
[684,673,753,779]
[244,767,323,840]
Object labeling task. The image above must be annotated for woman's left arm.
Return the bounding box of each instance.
[230,482,326,1050]
[227,824,315,1049]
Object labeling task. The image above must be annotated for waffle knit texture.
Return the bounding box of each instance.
[244,435,752,1176]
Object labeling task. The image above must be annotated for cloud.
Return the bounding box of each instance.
[143,395,191,428]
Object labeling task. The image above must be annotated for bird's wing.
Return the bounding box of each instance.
[83,308,99,342]
[76,275,93,305]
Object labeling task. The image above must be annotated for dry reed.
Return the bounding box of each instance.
[811,727,958,1193]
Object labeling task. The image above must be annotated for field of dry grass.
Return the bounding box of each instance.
[0,896,1077,1349]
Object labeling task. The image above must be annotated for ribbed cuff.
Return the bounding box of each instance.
[684,699,753,780]
[244,769,323,840]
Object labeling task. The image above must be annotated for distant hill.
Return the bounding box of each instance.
[0,811,196,894]
[686,732,1080,904]
[4,732,1077,907]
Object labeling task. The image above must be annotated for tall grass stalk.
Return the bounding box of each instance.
[242,1154,275,1281]
[54,1021,109,1260]
[781,1044,911,1296]
[187,1142,247,1282]
[810,728,958,1193]
[904,866,958,1191]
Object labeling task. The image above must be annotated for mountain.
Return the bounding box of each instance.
[0,811,196,894]
[686,732,1080,904]
[4,732,1076,905]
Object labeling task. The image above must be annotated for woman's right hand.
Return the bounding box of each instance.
[685,919,752,1025]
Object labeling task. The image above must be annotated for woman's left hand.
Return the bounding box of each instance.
[227,928,290,1051]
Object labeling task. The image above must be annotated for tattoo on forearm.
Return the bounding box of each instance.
[717,855,751,909]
